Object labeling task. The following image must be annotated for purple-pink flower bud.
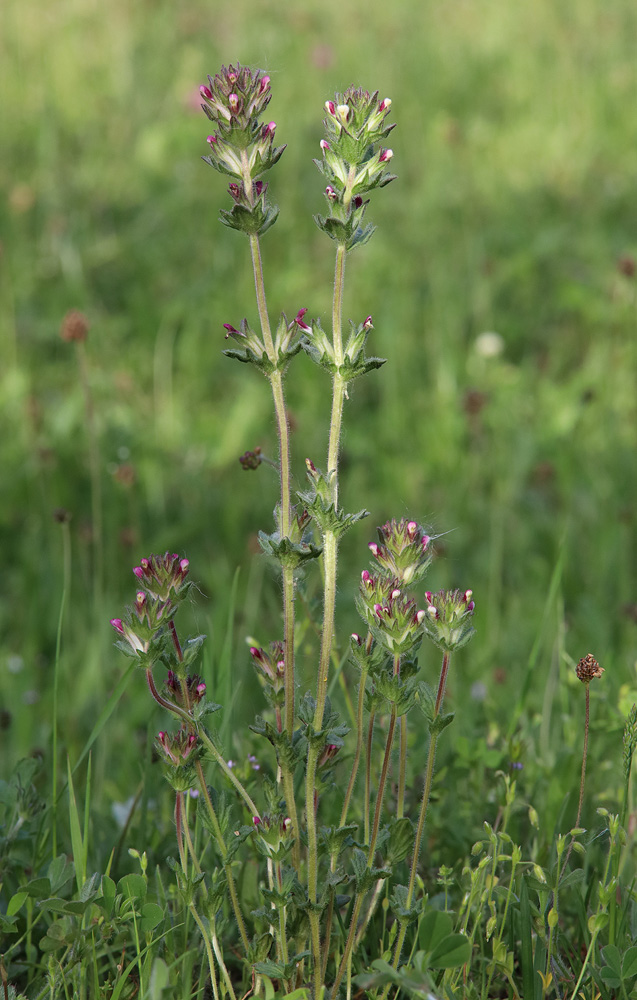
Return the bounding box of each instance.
[200,85,213,100]
[228,93,240,113]
[379,148,393,162]
[110,619,124,633]
[259,75,270,94]
[206,135,217,145]
[325,100,336,116]
[369,542,380,557]
[294,308,311,332]
[320,140,330,151]
[363,315,373,329]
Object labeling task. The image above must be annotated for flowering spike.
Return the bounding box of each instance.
[369,518,434,585]
[421,589,476,652]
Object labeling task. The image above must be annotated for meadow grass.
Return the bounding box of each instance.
[1,0,636,996]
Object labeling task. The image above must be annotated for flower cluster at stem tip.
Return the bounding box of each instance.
[110,552,191,666]
[199,64,285,237]
[357,518,475,655]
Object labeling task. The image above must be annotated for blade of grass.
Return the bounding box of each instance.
[506,530,567,739]
[67,754,87,892]
[51,662,136,809]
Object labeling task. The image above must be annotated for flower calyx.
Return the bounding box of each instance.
[298,459,369,539]
[250,641,286,709]
[423,589,476,652]
[300,313,386,382]
[156,728,202,792]
[357,571,427,656]
[369,517,434,585]
[133,553,191,603]
[258,504,323,569]
[252,812,294,861]
[223,312,303,372]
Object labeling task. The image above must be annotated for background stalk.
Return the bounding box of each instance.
[75,339,103,611]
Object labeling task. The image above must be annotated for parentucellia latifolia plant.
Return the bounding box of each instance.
[109,64,514,1000]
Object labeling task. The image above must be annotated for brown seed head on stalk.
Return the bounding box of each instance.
[60,310,90,342]
[576,653,604,684]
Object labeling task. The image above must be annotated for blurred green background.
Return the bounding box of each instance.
[1,0,636,834]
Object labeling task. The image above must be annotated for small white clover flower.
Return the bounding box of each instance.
[474,331,504,358]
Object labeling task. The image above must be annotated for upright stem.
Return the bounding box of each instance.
[195,760,251,954]
[397,716,407,819]
[306,241,348,992]
[76,340,103,609]
[338,641,372,830]
[246,216,300,873]
[560,683,590,881]
[248,229,295,734]
[388,651,452,980]
[365,708,376,845]
[332,705,397,998]
[52,516,71,858]
[368,707,397,861]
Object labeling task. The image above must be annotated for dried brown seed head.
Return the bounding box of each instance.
[576,653,604,684]
[60,310,89,342]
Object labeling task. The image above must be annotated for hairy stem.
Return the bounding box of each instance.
[195,760,250,954]
[365,707,376,845]
[338,642,372,830]
[245,207,300,868]
[306,242,349,988]
[397,715,407,819]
